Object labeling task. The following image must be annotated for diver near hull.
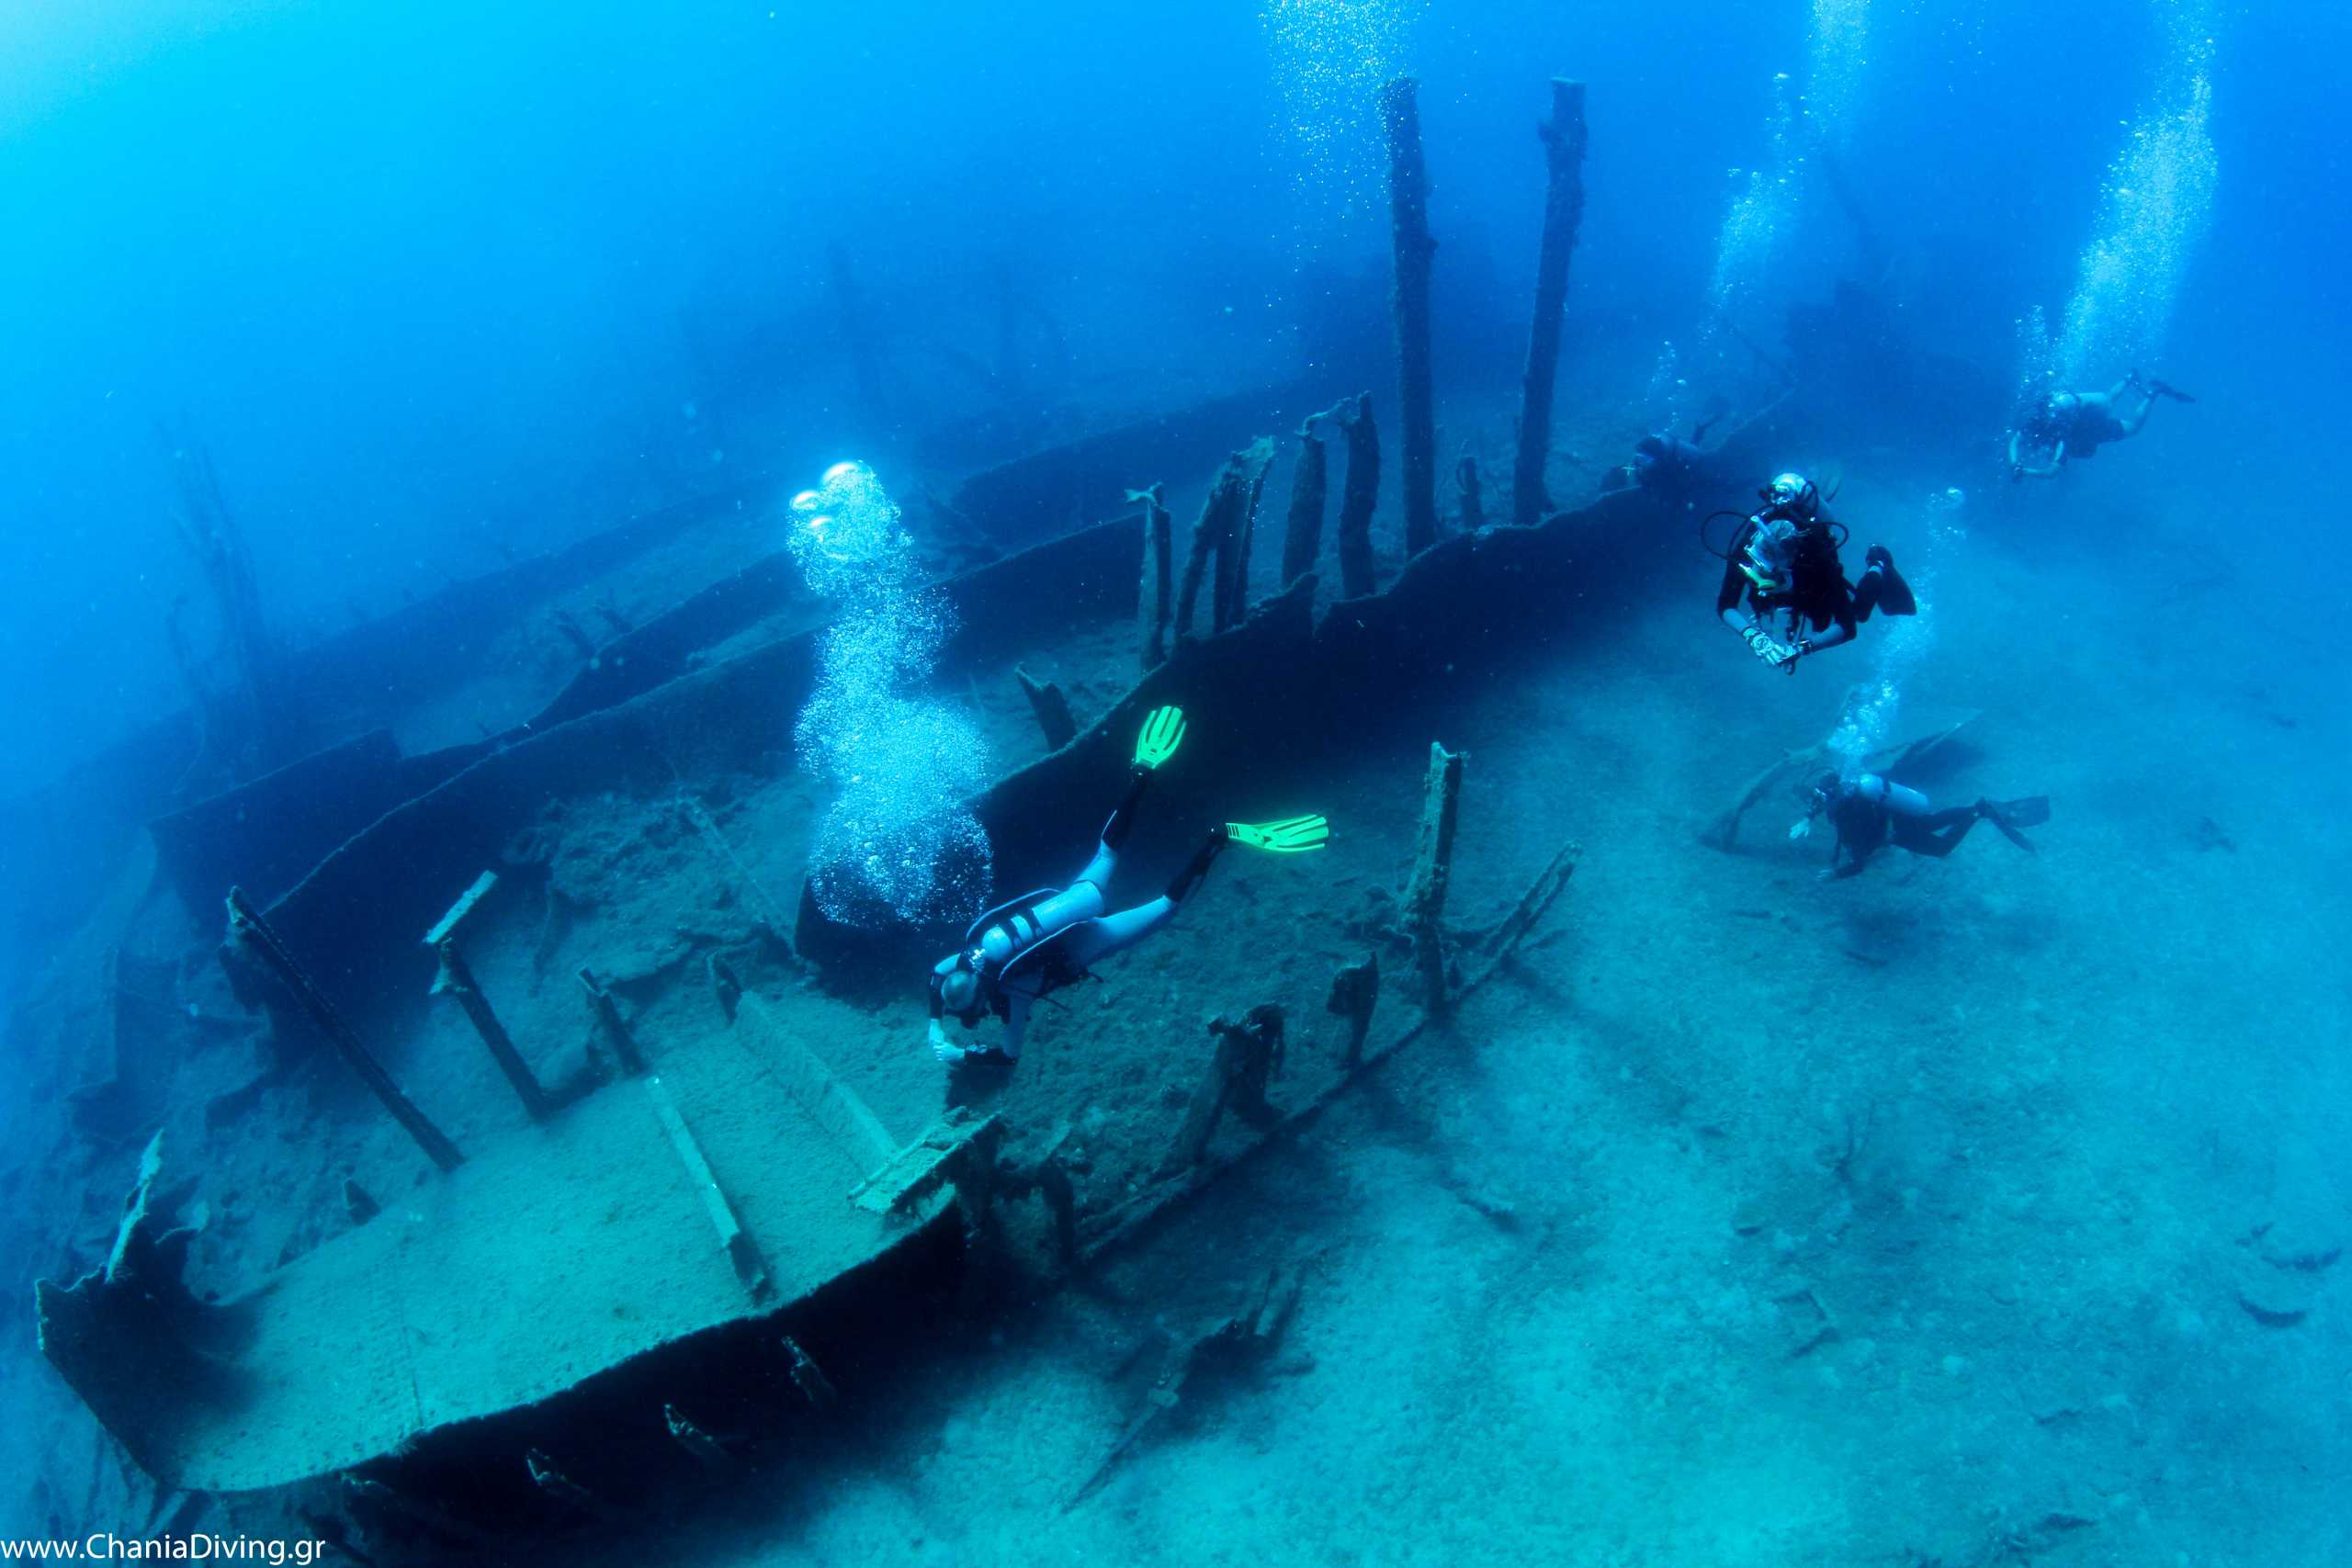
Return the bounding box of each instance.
[1714,472,1917,672]
[2010,370,2194,479]
[1792,772,2047,879]
[926,707,1327,1066]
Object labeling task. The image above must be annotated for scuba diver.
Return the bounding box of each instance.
[1714,472,1917,672]
[927,706,1328,1066]
[1791,772,2048,879]
[2009,370,2195,479]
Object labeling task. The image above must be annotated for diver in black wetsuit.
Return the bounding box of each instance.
[1716,472,1917,671]
[925,706,1327,1066]
[1792,772,2048,879]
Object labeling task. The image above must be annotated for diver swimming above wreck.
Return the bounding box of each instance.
[928,705,1329,1066]
[1712,471,1916,672]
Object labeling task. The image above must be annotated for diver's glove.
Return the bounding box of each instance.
[1788,818,1813,840]
[1741,626,1798,670]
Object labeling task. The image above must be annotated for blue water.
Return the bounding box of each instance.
[3,0,2348,1558]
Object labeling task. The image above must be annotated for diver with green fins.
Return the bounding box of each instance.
[1713,472,1917,672]
[1792,771,2048,879]
[927,705,1328,1066]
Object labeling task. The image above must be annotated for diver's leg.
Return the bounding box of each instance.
[1057,828,1228,972]
[1077,766,1155,889]
[1890,807,1980,858]
[1853,547,1916,620]
[2110,378,2155,436]
[1058,900,1177,973]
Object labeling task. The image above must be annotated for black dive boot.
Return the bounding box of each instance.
[1165,826,1230,903]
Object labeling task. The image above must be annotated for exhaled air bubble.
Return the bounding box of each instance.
[790,461,994,930]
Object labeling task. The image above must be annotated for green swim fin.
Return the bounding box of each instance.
[1227,815,1329,853]
[1135,706,1186,770]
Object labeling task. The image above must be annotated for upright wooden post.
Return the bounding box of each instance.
[434,940,553,1122]
[1402,744,1465,1013]
[1334,393,1381,599]
[1279,415,1331,588]
[1132,484,1173,667]
[1514,79,1589,528]
[1380,76,1441,558]
[226,888,463,1173]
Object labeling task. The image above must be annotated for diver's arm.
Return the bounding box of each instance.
[999,996,1029,1061]
[928,1018,963,1063]
[2011,434,2064,479]
[1796,619,1854,656]
[1827,815,1871,877]
[1715,555,1749,624]
[1717,549,1799,666]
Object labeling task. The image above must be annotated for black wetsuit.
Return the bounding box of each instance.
[1716,512,1903,652]
[1825,776,1980,878]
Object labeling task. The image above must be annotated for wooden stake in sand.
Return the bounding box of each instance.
[1403,743,1465,1013]
[1380,76,1442,558]
[1514,79,1588,528]
[226,887,463,1173]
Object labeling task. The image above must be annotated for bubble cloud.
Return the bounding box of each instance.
[786,462,993,929]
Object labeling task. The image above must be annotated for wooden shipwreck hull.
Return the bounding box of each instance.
[36,383,1782,1510]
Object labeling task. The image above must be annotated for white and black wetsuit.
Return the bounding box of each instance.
[1824,774,1982,878]
[929,768,1224,1062]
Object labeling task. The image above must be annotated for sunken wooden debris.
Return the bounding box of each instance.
[1174,438,1276,640]
[34,1135,225,1486]
[1326,953,1380,1068]
[664,1404,736,1472]
[1016,665,1080,751]
[1132,483,1174,667]
[1455,452,1487,534]
[425,872,553,1122]
[1514,79,1589,527]
[644,1073,772,1303]
[226,886,463,1172]
[780,1336,839,1409]
[1403,743,1466,1012]
[1379,76,1441,557]
[1067,1258,1310,1511]
[849,1106,999,1216]
[1279,413,1330,589]
[1334,391,1381,598]
[1155,1004,1288,1179]
[577,964,646,1074]
[1080,839,1578,1266]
